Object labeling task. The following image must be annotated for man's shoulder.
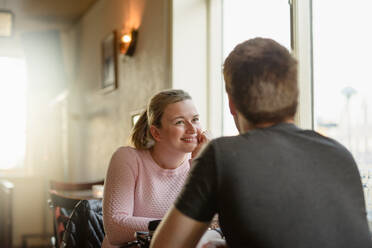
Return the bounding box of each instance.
[211,135,246,145]
[204,135,251,157]
[300,129,352,154]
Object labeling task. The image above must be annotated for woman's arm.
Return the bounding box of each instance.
[103,147,157,245]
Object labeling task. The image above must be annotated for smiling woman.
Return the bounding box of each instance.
[101,89,210,247]
[0,57,28,170]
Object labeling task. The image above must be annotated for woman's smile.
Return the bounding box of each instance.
[180,136,197,143]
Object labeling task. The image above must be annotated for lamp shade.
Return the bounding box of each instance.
[119,29,138,56]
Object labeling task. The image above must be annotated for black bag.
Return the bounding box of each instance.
[61,199,104,248]
[62,198,160,248]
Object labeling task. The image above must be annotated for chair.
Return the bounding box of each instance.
[0,180,14,248]
[48,179,104,248]
[61,198,160,248]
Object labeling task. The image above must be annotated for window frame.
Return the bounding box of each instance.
[171,0,314,136]
[206,0,314,135]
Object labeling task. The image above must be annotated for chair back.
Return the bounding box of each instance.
[48,179,104,248]
[0,180,14,248]
[50,179,104,191]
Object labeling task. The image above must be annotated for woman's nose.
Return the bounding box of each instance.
[185,122,197,133]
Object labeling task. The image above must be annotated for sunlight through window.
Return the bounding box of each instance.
[0,57,28,170]
[223,0,291,135]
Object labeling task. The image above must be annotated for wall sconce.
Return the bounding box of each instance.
[119,29,138,56]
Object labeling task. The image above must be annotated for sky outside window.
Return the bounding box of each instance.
[312,0,372,216]
[222,0,291,135]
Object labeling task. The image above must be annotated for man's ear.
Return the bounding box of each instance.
[150,125,161,142]
[228,94,237,116]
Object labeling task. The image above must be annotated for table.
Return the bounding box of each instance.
[54,188,103,200]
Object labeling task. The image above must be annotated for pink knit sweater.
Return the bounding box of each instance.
[102,146,191,248]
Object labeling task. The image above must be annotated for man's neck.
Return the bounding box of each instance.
[237,112,294,133]
[254,118,294,129]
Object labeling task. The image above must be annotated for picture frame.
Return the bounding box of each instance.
[101,30,118,93]
[0,10,14,37]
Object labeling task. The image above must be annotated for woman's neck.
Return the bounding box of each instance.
[150,145,187,170]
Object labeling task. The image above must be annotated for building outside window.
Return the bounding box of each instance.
[312,0,372,217]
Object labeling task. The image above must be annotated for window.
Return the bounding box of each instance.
[222,0,291,135]
[209,0,371,224]
[312,1,372,216]
[0,57,28,170]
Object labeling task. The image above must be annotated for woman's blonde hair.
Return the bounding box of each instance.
[130,89,191,149]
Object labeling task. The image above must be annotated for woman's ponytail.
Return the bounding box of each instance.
[130,110,153,149]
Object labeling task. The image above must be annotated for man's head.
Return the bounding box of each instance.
[223,37,298,127]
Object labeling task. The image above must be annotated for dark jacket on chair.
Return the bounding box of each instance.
[61,199,104,248]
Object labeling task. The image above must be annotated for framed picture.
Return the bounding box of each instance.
[101,30,118,92]
[0,10,14,37]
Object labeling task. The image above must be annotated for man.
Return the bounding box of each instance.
[150,38,372,248]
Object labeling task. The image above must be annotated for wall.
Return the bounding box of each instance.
[0,0,172,245]
[65,0,171,181]
[0,32,24,57]
[10,176,51,247]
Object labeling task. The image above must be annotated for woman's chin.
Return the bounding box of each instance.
[181,143,197,153]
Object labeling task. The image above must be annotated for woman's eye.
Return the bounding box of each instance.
[175,120,184,125]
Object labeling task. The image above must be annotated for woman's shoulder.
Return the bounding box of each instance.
[114,146,138,155]
[112,146,140,159]
[108,146,147,176]
[111,146,148,165]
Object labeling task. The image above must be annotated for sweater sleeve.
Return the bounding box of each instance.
[102,147,157,245]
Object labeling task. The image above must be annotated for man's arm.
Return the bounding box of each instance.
[150,206,209,248]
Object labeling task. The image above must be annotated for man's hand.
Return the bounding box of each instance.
[202,239,227,248]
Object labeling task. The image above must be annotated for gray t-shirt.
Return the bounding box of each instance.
[175,123,372,248]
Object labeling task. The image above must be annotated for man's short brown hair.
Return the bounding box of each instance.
[223,37,298,125]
